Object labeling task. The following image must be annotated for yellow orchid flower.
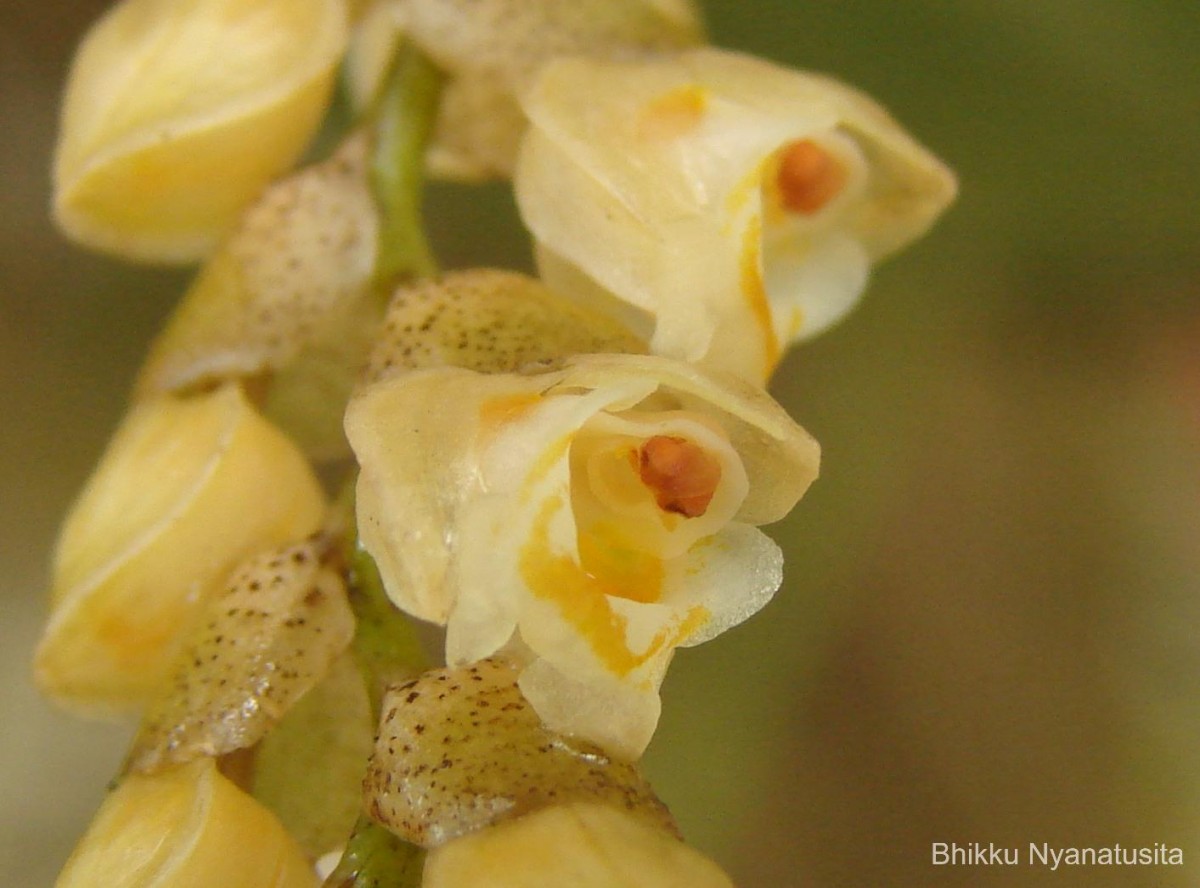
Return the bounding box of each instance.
[516,47,958,381]
[53,0,348,263]
[346,0,704,179]
[35,384,326,714]
[346,353,818,757]
[54,758,318,888]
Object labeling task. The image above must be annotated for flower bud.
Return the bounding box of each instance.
[346,353,818,756]
[128,536,355,773]
[35,384,326,714]
[54,758,318,888]
[53,0,348,263]
[422,802,733,888]
[516,47,957,381]
[347,0,704,179]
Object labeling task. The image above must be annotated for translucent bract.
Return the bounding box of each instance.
[128,537,355,772]
[516,47,958,381]
[365,658,673,846]
[53,0,348,262]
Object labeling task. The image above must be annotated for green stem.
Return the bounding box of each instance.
[324,816,426,888]
[324,483,429,888]
[370,44,443,289]
[334,481,429,719]
[324,44,443,888]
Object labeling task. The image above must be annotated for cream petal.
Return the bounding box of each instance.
[666,522,784,647]
[53,0,348,263]
[511,523,780,747]
[760,232,871,343]
[517,656,665,761]
[36,384,326,714]
[517,47,956,379]
[128,537,355,773]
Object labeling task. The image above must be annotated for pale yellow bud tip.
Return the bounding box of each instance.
[52,0,348,263]
[423,802,734,888]
[55,758,318,888]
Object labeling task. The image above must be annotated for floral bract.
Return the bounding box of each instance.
[516,47,958,381]
[128,537,355,773]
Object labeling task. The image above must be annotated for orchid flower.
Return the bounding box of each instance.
[516,47,958,381]
[346,352,818,757]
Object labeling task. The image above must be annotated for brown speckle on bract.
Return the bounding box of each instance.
[364,657,676,847]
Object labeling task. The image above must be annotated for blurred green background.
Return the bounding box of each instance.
[4,0,1199,885]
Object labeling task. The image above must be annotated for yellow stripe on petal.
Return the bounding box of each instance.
[739,216,782,377]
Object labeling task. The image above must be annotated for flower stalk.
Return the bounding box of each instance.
[369,44,444,288]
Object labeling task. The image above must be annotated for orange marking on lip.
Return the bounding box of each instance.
[519,497,709,676]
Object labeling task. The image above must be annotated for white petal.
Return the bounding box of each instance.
[518,657,665,760]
